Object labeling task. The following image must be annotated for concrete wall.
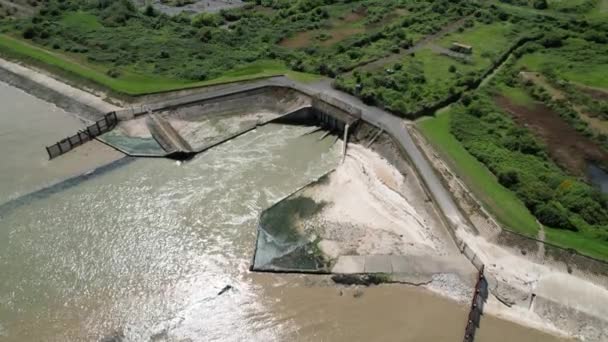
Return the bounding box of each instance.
[158,87,311,121]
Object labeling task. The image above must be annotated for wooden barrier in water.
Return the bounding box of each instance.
[45,112,118,159]
[463,265,488,342]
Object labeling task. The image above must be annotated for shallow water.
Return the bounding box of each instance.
[0,83,567,341]
[588,163,608,193]
[0,81,122,204]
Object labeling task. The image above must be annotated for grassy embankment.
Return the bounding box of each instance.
[419,33,608,260]
[418,109,540,237]
[0,34,320,96]
[418,108,608,260]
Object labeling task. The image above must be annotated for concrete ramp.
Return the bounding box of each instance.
[146,113,193,155]
[158,87,315,153]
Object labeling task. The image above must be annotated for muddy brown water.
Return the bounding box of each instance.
[0,83,567,341]
[0,81,123,205]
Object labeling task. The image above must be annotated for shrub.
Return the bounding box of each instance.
[535,201,574,230]
[533,0,548,10]
[106,68,121,78]
[498,169,520,188]
[192,13,222,27]
[22,25,36,39]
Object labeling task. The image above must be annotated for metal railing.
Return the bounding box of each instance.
[463,265,488,342]
[46,112,118,159]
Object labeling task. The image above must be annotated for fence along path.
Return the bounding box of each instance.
[463,265,488,342]
[45,112,118,159]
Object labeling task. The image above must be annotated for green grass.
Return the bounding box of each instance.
[518,53,608,89]
[0,35,321,96]
[545,227,608,261]
[439,22,518,69]
[548,0,591,9]
[412,48,478,82]
[417,108,540,236]
[498,84,535,108]
[61,11,102,30]
[493,1,575,20]
[586,0,608,21]
[516,39,608,89]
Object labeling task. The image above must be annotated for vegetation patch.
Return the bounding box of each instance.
[516,38,608,89]
[334,14,533,118]
[438,21,519,69]
[260,195,326,244]
[418,109,540,236]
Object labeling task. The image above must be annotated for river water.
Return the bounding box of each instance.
[588,163,608,194]
[0,81,123,205]
[0,82,566,341]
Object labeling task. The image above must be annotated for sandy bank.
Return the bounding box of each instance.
[255,138,476,302]
[0,57,120,121]
[309,144,449,257]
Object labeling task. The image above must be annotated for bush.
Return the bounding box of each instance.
[541,34,563,48]
[533,0,548,10]
[498,169,519,188]
[22,25,36,39]
[192,12,222,27]
[106,68,121,78]
[535,201,574,230]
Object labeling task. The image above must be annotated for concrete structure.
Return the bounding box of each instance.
[451,42,473,54]
[6,53,606,339]
[101,81,359,158]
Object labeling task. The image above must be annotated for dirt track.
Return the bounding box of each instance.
[495,95,608,176]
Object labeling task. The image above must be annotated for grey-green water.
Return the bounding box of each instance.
[0,82,567,342]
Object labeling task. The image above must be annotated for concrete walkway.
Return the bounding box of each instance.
[332,254,472,275]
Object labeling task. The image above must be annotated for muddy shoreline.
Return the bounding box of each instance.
[0,59,120,122]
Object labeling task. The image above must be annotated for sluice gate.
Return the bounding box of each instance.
[45,112,118,159]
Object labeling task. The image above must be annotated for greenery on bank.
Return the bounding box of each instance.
[452,91,607,235]
[418,33,608,259]
[0,0,474,95]
[418,105,608,260]
[418,110,540,236]
[334,14,530,118]
[0,34,318,94]
[516,38,608,89]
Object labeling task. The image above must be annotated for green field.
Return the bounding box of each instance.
[498,84,536,107]
[60,11,102,30]
[517,39,608,89]
[417,109,540,236]
[439,22,519,69]
[0,35,319,95]
[545,226,608,261]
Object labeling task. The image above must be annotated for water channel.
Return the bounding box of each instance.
[0,81,566,341]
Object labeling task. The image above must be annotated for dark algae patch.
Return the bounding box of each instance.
[260,196,326,243]
[255,194,330,272]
